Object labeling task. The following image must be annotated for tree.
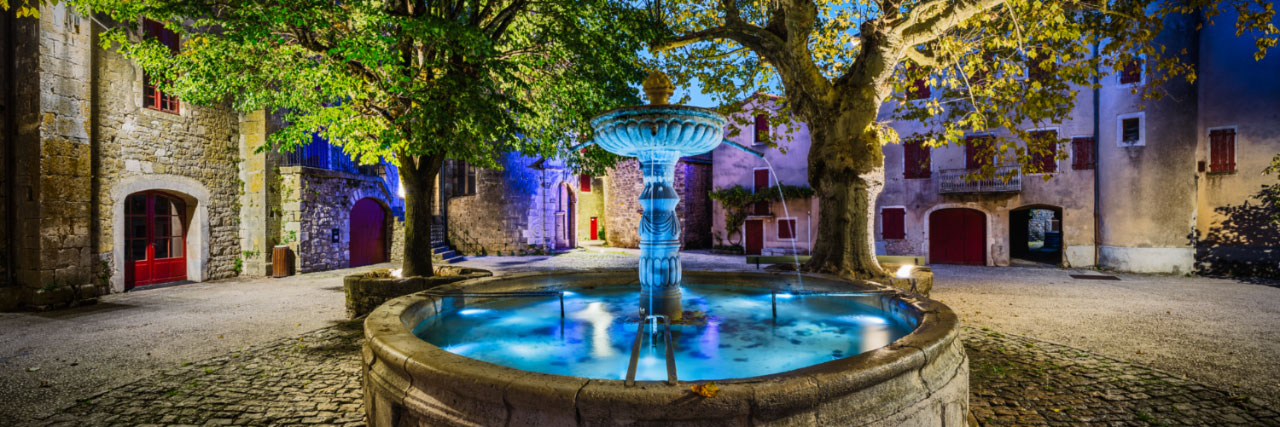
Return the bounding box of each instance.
[58,0,659,276]
[652,0,1277,279]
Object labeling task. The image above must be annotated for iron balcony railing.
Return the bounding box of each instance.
[280,140,380,176]
[937,166,1021,194]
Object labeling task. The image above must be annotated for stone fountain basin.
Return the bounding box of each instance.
[362,271,967,426]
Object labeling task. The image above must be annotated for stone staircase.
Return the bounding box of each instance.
[429,224,464,264]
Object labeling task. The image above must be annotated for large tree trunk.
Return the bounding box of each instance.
[398,153,445,278]
[802,104,890,280]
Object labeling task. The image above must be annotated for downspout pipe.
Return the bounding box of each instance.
[1092,40,1102,267]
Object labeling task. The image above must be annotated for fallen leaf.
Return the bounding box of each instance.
[691,382,719,398]
[25,367,39,372]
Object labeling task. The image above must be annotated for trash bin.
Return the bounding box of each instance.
[272,245,292,278]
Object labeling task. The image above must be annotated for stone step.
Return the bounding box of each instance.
[434,250,456,259]
[441,254,465,264]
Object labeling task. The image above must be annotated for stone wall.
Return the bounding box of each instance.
[93,20,242,292]
[604,158,711,249]
[446,153,572,256]
[279,166,399,273]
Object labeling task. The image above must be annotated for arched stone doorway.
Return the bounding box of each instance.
[1010,205,1064,265]
[929,208,987,265]
[110,174,211,293]
[124,191,190,289]
[349,198,389,267]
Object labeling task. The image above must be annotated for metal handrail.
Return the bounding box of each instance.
[937,166,1021,193]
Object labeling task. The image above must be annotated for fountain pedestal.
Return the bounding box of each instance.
[637,150,683,319]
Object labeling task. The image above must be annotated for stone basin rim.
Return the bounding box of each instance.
[590,104,727,127]
[364,269,959,386]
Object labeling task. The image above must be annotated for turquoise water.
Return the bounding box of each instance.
[412,285,914,381]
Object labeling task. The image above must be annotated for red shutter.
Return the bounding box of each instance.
[1209,129,1236,172]
[579,174,591,192]
[1120,59,1142,84]
[904,138,931,179]
[1071,137,1095,170]
[752,169,771,215]
[882,208,906,240]
[966,136,991,170]
[754,114,768,144]
[777,219,796,239]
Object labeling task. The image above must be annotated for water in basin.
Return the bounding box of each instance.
[412,284,914,381]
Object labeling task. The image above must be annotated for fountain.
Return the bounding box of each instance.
[362,73,967,426]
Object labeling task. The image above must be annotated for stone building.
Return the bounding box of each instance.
[873,8,1278,275]
[0,6,404,310]
[710,95,819,256]
[595,156,713,250]
[444,153,579,256]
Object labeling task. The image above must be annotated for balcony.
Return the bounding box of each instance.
[280,139,379,176]
[937,167,1021,194]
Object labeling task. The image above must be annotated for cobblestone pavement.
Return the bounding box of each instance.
[24,321,366,427]
[965,326,1280,426]
[22,318,1280,426]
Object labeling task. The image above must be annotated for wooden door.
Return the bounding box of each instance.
[929,208,986,265]
[745,220,764,255]
[125,192,187,289]
[590,217,598,240]
[349,198,387,267]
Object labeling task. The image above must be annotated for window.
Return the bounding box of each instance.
[907,76,930,100]
[1071,137,1095,170]
[752,168,770,215]
[903,138,931,179]
[1209,128,1236,173]
[465,163,477,195]
[753,114,769,145]
[579,174,592,192]
[1027,130,1058,173]
[142,19,180,114]
[881,208,905,240]
[965,135,994,170]
[1120,58,1143,85]
[1118,113,1144,147]
[777,219,796,240]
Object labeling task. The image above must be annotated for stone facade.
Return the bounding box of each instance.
[603,157,713,249]
[446,152,574,256]
[0,8,409,310]
[279,166,401,273]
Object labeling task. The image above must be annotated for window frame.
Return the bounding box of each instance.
[1207,126,1238,174]
[1117,112,1145,147]
[1025,128,1060,174]
[142,18,181,114]
[880,206,907,240]
[776,217,797,241]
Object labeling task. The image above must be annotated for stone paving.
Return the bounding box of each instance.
[20,316,1280,426]
[25,321,366,427]
[965,326,1280,426]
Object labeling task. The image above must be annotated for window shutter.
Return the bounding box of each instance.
[1209,129,1236,172]
[579,174,591,192]
[1120,59,1142,84]
[754,114,768,144]
[777,219,796,239]
[1028,130,1057,173]
[882,208,906,240]
[966,136,991,170]
[1072,137,1095,170]
[904,138,931,179]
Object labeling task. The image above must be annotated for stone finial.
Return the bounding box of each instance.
[643,71,675,105]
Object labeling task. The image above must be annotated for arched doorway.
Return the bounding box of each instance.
[349,198,388,267]
[124,191,189,289]
[1010,206,1064,265]
[929,208,986,265]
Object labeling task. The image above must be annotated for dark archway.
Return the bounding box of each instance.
[349,198,389,267]
[1010,205,1063,265]
[929,208,986,265]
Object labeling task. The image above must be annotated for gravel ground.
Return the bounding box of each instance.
[929,264,1280,407]
[0,263,392,425]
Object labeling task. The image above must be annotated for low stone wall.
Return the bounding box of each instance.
[343,267,491,319]
[363,271,967,426]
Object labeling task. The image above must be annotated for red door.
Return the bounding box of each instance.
[745,220,764,255]
[929,208,986,265]
[590,217,598,240]
[349,198,387,267]
[125,192,187,289]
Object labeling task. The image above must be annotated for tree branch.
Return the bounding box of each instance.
[893,0,1005,47]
